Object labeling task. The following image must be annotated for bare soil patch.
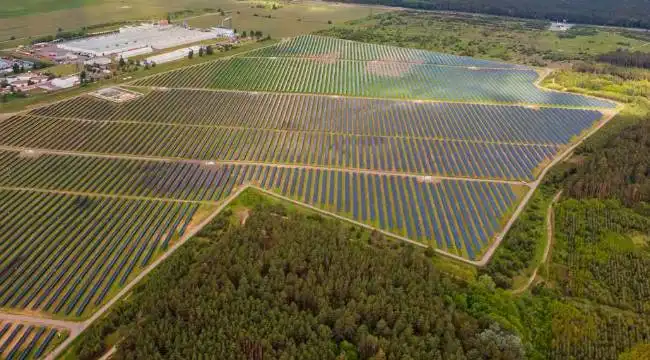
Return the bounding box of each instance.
[306,51,340,64]
[365,58,423,77]
[236,208,251,225]
[91,87,143,103]
[18,149,42,158]
[416,176,442,185]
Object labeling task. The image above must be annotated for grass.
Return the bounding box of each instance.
[46,63,80,77]
[187,2,387,39]
[317,11,648,66]
[0,0,388,48]
[508,190,555,291]
[0,0,237,40]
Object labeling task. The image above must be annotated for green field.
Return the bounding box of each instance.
[0,0,386,46]
[318,11,650,66]
[187,2,385,39]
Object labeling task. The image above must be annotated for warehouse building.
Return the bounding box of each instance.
[57,24,234,58]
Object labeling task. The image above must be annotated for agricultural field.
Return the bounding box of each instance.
[186,3,385,39]
[0,0,384,47]
[0,321,67,359]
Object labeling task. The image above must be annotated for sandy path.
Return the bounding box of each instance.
[512,190,562,294]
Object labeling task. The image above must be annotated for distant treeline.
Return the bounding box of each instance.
[30,21,127,44]
[598,50,650,69]
[324,0,650,29]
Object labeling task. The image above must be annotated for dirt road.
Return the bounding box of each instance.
[44,185,249,360]
[512,190,562,294]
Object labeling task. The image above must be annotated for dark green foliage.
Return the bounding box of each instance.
[480,182,557,289]
[598,50,650,69]
[73,202,525,360]
[552,199,650,313]
[566,120,650,205]
[321,0,650,29]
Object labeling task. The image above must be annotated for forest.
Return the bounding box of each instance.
[598,50,650,69]
[322,0,650,29]
[69,198,527,360]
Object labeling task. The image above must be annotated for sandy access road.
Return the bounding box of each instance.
[23,185,250,359]
[511,190,562,294]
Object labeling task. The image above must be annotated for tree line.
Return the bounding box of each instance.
[322,0,650,29]
[598,50,650,69]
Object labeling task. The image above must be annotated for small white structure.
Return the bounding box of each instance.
[51,76,79,89]
[145,45,201,65]
[116,46,153,59]
[549,21,574,32]
[84,57,112,66]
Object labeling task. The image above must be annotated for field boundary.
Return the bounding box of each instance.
[0,145,529,185]
[127,84,616,111]
[19,113,566,149]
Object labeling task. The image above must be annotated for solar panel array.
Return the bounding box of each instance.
[0,35,615,320]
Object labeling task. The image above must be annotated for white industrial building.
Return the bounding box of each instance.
[57,24,234,58]
[51,76,79,89]
[146,46,201,65]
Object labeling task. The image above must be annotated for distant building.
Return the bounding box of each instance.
[56,23,231,58]
[84,57,112,66]
[0,59,11,70]
[549,21,574,32]
[51,76,79,89]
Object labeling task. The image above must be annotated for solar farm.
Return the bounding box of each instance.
[0,35,615,325]
[0,321,66,359]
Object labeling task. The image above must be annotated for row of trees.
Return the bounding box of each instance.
[240,30,265,39]
[598,50,650,69]
[322,0,650,29]
[188,45,215,59]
